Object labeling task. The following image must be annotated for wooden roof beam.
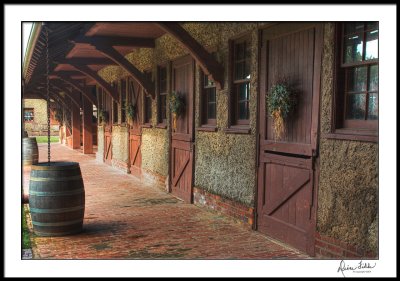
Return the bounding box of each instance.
[54,57,118,66]
[50,81,82,109]
[91,44,155,98]
[71,36,155,48]
[70,64,119,103]
[155,22,225,90]
[54,75,97,106]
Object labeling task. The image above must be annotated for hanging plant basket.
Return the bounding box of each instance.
[98,110,109,125]
[126,103,137,124]
[267,80,296,140]
[169,91,185,129]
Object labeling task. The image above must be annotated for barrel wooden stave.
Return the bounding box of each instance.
[22,137,38,166]
[29,162,85,236]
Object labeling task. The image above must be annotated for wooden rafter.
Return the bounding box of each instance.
[54,57,118,66]
[71,36,155,48]
[51,81,82,109]
[70,64,119,102]
[155,22,225,89]
[54,75,97,106]
[93,44,155,98]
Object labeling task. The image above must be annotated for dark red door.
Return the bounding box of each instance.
[128,78,142,177]
[257,23,322,255]
[170,56,195,203]
[103,92,113,165]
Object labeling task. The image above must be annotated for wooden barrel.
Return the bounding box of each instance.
[22,137,38,166]
[29,162,85,236]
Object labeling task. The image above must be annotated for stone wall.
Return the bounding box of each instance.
[317,23,378,255]
[23,99,59,134]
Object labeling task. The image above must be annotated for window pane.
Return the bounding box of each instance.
[369,65,379,91]
[344,22,364,35]
[235,61,245,80]
[346,94,366,119]
[160,95,166,120]
[238,83,250,101]
[146,96,152,122]
[367,93,378,120]
[159,68,167,93]
[344,32,364,63]
[208,88,216,103]
[235,42,245,60]
[238,102,249,120]
[207,103,216,120]
[347,67,367,92]
[365,29,378,60]
[204,75,215,87]
[366,22,378,31]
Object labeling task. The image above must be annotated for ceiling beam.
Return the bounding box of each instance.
[54,75,97,106]
[70,64,119,102]
[53,57,118,66]
[50,81,82,109]
[71,35,155,48]
[155,22,225,89]
[91,44,155,98]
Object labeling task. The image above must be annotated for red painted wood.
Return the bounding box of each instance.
[103,91,113,165]
[128,78,142,177]
[71,106,81,149]
[257,23,323,256]
[170,56,195,203]
[82,95,93,154]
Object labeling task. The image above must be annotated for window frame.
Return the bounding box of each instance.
[156,65,168,128]
[328,22,378,142]
[120,78,128,125]
[199,71,217,130]
[111,81,119,125]
[142,70,153,127]
[24,108,34,123]
[226,34,252,134]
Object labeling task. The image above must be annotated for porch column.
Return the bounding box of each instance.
[82,96,93,154]
[71,106,81,149]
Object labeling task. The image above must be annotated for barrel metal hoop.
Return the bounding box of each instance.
[29,189,84,197]
[30,175,83,182]
[30,205,84,214]
[31,165,80,171]
[32,219,83,227]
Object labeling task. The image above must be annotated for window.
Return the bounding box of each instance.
[24,108,34,122]
[333,22,378,138]
[120,79,127,124]
[229,36,251,129]
[143,71,152,125]
[112,82,118,124]
[200,72,217,127]
[157,66,167,126]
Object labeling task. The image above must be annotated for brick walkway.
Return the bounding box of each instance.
[23,143,310,259]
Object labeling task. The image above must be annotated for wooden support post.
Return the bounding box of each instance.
[71,105,81,149]
[82,95,93,154]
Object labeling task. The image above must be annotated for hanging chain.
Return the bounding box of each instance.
[45,25,51,163]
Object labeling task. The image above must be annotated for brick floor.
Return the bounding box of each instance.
[23,143,310,259]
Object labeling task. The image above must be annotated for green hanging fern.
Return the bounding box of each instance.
[126,103,137,121]
[267,80,296,140]
[169,91,185,117]
[98,110,109,125]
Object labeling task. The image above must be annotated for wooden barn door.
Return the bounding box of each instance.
[257,23,322,256]
[103,90,113,165]
[170,56,195,203]
[128,78,142,177]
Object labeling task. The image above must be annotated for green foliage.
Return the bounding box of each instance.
[126,103,137,121]
[169,91,185,116]
[35,136,59,143]
[267,81,295,119]
[98,110,109,124]
[22,206,31,249]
